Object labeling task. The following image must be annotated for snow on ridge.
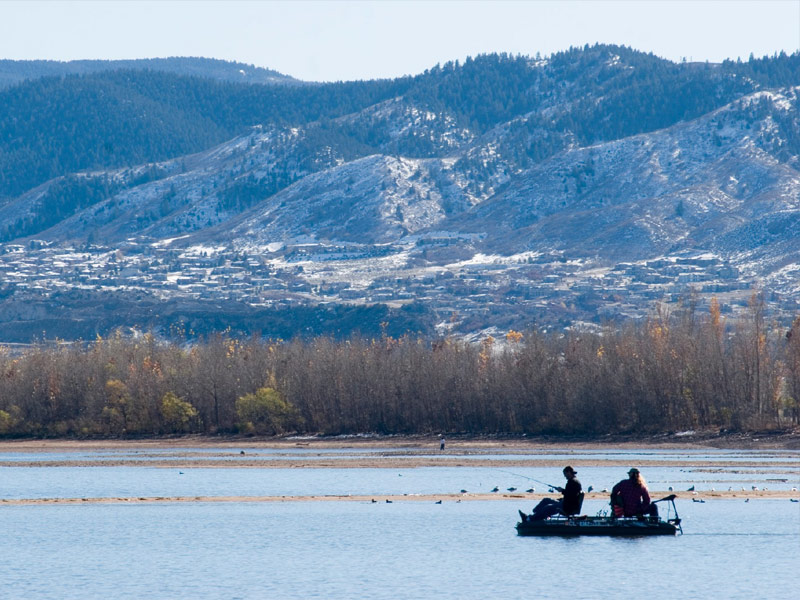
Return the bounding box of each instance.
[152,235,190,248]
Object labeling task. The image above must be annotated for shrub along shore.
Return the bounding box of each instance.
[1,296,799,438]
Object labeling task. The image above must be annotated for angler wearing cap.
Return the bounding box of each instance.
[528,466,583,521]
[610,468,658,518]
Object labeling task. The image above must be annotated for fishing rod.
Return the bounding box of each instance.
[495,468,561,490]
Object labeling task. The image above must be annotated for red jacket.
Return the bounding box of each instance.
[611,479,651,517]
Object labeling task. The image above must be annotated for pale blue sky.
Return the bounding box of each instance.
[2,1,798,82]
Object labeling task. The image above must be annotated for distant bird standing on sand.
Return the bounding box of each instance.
[526,488,535,493]
[687,485,695,492]
[460,489,468,494]
[507,487,517,492]
[491,486,499,492]
[587,486,593,493]
[668,486,674,492]
[385,499,392,503]
[435,500,442,504]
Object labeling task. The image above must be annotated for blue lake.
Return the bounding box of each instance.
[1,500,798,599]
[1,447,798,599]
[1,462,798,499]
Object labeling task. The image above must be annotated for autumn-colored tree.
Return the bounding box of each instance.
[160,392,199,433]
[235,387,300,435]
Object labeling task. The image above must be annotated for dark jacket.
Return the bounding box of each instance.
[561,477,583,515]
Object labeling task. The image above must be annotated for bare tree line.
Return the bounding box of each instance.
[0,295,798,438]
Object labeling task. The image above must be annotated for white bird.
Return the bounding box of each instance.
[752,486,759,491]
[668,486,674,492]
[791,487,798,492]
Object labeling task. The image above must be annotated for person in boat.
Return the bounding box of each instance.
[610,468,658,518]
[529,466,582,521]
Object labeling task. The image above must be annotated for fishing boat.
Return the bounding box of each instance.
[516,494,682,537]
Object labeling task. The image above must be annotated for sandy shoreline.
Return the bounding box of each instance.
[0,435,798,470]
[0,429,798,452]
[2,457,799,470]
[2,490,798,505]
[1,435,797,505]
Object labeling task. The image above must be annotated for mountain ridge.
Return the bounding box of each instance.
[1,46,799,340]
[0,56,299,90]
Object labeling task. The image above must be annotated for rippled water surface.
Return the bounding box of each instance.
[1,447,798,599]
[2,500,798,600]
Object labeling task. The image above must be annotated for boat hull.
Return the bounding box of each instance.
[516,516,679,537]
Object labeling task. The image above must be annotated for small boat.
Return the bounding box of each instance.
[516,494,682,537]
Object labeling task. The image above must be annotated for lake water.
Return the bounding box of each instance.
[1,447,798,599]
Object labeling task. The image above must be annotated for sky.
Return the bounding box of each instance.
[1,0,798,82]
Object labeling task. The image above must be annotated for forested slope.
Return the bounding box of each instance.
[3,46,799,205]
[0,57,297,90]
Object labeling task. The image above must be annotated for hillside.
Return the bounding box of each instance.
[0,46,799,341]
[0,69,409,200]
[0,56,298,89]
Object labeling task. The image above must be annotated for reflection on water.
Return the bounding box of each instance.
[1,500,797,599]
